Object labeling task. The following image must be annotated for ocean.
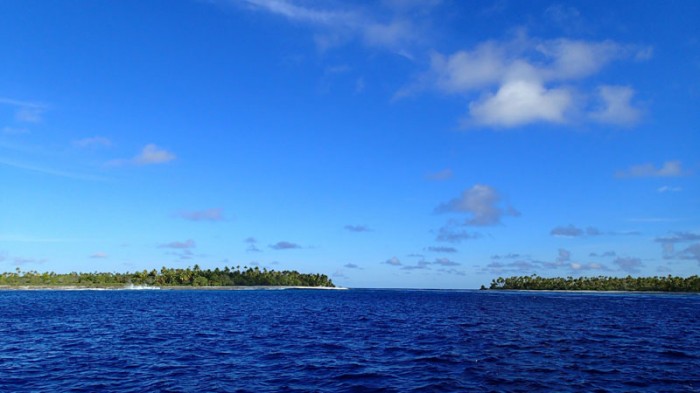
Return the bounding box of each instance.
[1,289,699,392]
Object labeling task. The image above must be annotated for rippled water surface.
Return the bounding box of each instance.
[1,289,699,392]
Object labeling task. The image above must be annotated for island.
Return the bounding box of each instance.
[482,274,700,292]
[0,265,336,289]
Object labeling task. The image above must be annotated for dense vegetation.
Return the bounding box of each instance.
[0,265,335,288]
[484,275,700,292]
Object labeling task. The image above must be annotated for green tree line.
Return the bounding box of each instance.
[484,274,700,292]
[0,265,335,288]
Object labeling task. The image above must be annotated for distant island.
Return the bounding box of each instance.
[483,274,700,292]
[0,265,335,289]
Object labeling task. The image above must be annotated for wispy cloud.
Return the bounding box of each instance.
[384,256,402,266]
[12,256,48,266]
[481,259,541,275]
[433,257,460,266]
[401,260,432,270]
[73,136,112,149]
[680,243,700,265]
[550,225,601,237]
[655,232,700,264]
[90,252,108,259]
[434,222,481,243]
[108,144,176,167]
[616,160,685,178]
[344,224,371,232]
[245,237,262,252]
[613,257,643,273]
[480,248,613,275]
[426,168,453,181]
[435,184,519,226]
[589,85,641,125]
[385,257,461,271]
[159,239,196,249]
[344,263,361,269]
[2,126,29,135]
[159,240,196,260]
[426,246,458,253]
[233,0,426,54]
[0,157,106,181]
[657,186,682,193]
[178,208,224,222]
[269,241,301,250]
[0,97,48,123]
[590,251,617,258]
[491,253,524,260]
[569,262,608,271]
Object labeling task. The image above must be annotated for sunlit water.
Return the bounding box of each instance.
[1,289,699,392]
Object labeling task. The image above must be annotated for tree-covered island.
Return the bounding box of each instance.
[483,274,700,292]
[0,265,335,288]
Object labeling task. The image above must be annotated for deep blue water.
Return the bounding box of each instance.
[1,289,699,392]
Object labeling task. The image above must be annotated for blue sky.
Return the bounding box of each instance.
[1,0,698,289]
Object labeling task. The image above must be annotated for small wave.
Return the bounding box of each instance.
[121,284,160,290]
[660,349,697,359]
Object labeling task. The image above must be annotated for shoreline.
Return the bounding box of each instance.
[485,289,700,294]
[0,285,348,291]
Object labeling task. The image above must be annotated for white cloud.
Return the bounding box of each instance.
[427,44,507,93]
[616,160,685,178]
[537,39,622,80]
[90,252,108,259]
[384,256,402,266]
[468,79,572,127]
[135,144,176,165]
[589,85,641,125]
[424,37,629,92]
[404,35,646,128]
[435,184,519,226]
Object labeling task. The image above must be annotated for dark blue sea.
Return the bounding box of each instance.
[1,289,699,392]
